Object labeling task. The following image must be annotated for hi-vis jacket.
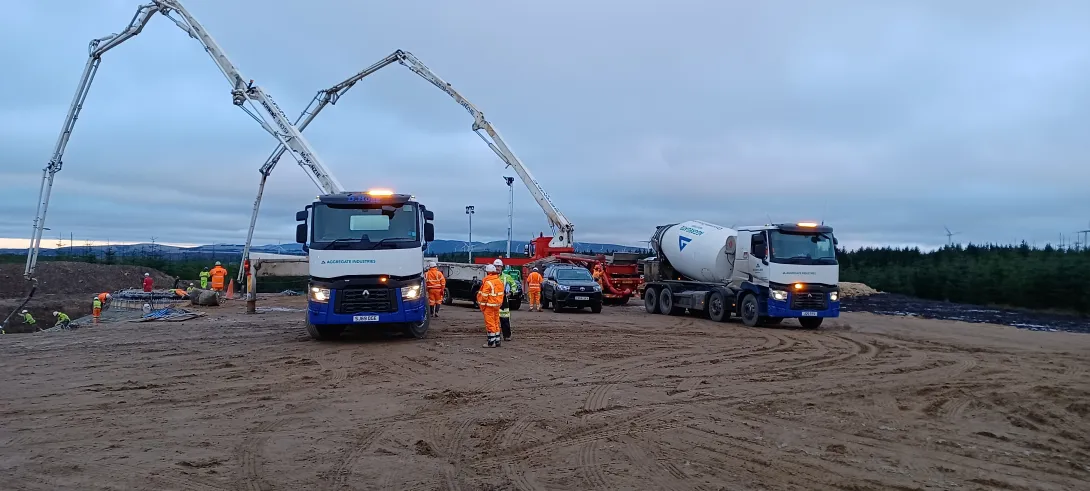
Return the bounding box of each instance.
[425,268,446,291]
[476,273,505,309]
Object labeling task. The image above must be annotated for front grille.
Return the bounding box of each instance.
[336,287,396,314]
[570,286,594,293]
[791,292,827,310]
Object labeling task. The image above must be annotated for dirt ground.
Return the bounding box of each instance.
[2,296,1089,491]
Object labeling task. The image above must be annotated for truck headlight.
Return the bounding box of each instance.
[829,291,839,302]
[556,284,570,291]
[402,283,422,300]
[770,289,788,301]
[309,286,330,303]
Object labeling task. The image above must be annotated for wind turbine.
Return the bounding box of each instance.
[944,226,961,246]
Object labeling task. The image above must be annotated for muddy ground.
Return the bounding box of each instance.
[2,297,1089,491]
[842,293,1090,334]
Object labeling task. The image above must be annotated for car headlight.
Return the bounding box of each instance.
[402,282,422,300]
[770,289,788,301]
[829,291,839,302]
[556,284,570,291]
[309,286,330,303]
[592,284,602,292]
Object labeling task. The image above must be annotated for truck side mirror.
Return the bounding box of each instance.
[295,223,307,244]
[295,210,307,221]
[424,222,435,242]
[423,209,435,221]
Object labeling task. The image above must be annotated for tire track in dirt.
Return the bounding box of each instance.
[483,408,680,466]
[313,351,348,387]
[92,463,230,491]
[436,416,477,491]
[582,371,627,416]
[576,440,610,490]
[330,428,386,489]
[237,418,286,491]
[495,418,547,491]
[616,434,689,491]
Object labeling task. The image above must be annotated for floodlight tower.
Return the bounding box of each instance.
[466,205,475,263]
[503,176,515,258]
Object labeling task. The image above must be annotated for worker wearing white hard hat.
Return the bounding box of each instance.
[53,311,71,330]
[526,267,544,312]
[424,262,447,317]
[20,310,36,329]
[477,264,504,347]
[493,258,504,267]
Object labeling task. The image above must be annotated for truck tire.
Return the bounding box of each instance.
[658,288,683,316]
[306,321,344,341]
[644,287,660,314]
[739,293,764,327]
[591,302,603,314]
[402,313,430,338]
[798,317,823,329]
[442,289,453,306]
[707,291,730,322]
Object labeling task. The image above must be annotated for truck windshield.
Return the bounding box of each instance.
[768,231,837,265]
[310,203,419,250]
[556,269,593,281]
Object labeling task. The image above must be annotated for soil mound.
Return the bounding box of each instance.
[0,262,175,297]
[838,282,881,298]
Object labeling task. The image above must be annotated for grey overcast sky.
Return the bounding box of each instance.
[2,0,1088,251]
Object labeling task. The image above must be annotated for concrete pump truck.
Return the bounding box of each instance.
[8,0,437,340]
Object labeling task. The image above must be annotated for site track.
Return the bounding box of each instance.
[1,299,1088,490]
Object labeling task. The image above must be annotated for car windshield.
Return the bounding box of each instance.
[768,231,837,264]
[556,268,593,281]
[311,203,419,250]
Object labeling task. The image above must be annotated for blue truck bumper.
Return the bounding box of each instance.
[308,288,427,326]
[766,298,840,318]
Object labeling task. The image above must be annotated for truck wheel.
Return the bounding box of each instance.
[402,313,430,339]
[306,321,344,341]
[591,302,603,314]
[707,291,730,322]
[442,289,453,306]
[799,317,823,329]
[659,288,683,316]
[740,294,764,327]
[644,287,660,314]
[765,317,783,325]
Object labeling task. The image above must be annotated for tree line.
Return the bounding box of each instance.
[837,243,1090,314]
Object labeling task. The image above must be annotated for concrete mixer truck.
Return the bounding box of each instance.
[641,220,840,328]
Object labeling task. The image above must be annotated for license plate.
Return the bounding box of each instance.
[574,296,589,301]
[352,315,379,322]
[801,311,818,317]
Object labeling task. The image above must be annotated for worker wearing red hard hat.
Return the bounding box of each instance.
[476,264,504,348]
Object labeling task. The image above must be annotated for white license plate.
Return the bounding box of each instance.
[574,296,590,301]
[801,311,818,317]
[352,315,379,322]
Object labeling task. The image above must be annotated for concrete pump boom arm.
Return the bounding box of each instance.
[21,0,341,281]
[393,50,575,248]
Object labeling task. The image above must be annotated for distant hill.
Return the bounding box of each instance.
[0,239,646,259]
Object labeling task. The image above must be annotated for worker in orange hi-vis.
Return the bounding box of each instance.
[424,261,447,318]
[209,261,228,292]
[526,267,543,312]
[476,264,505,348]
[592,263,605,289]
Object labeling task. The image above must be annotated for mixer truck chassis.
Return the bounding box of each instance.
[643,280,834,328]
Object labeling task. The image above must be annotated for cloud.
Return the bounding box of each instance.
[2,0,1088,253]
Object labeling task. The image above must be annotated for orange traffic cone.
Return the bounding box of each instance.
[226,279,236,300]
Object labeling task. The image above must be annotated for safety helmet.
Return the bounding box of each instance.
[484,264,497,273]
[203,267,209,270]
[21,310,28,314]
[532,267,539,272]
[215,261,221,266]
[428,261,437,268]
[52,311,59,316]
[144,273,150,277]
[105,293,111,299]
[189,282,194,286]
[492,259,503,267]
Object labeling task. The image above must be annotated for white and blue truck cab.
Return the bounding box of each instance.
[642,220,840,328]
[295,190,435,340]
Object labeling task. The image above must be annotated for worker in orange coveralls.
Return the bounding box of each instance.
[592,263,605,290]
[424,261,447,318]
[476,264,504,348]
[209,261,228,292]
[526,267,543,312]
